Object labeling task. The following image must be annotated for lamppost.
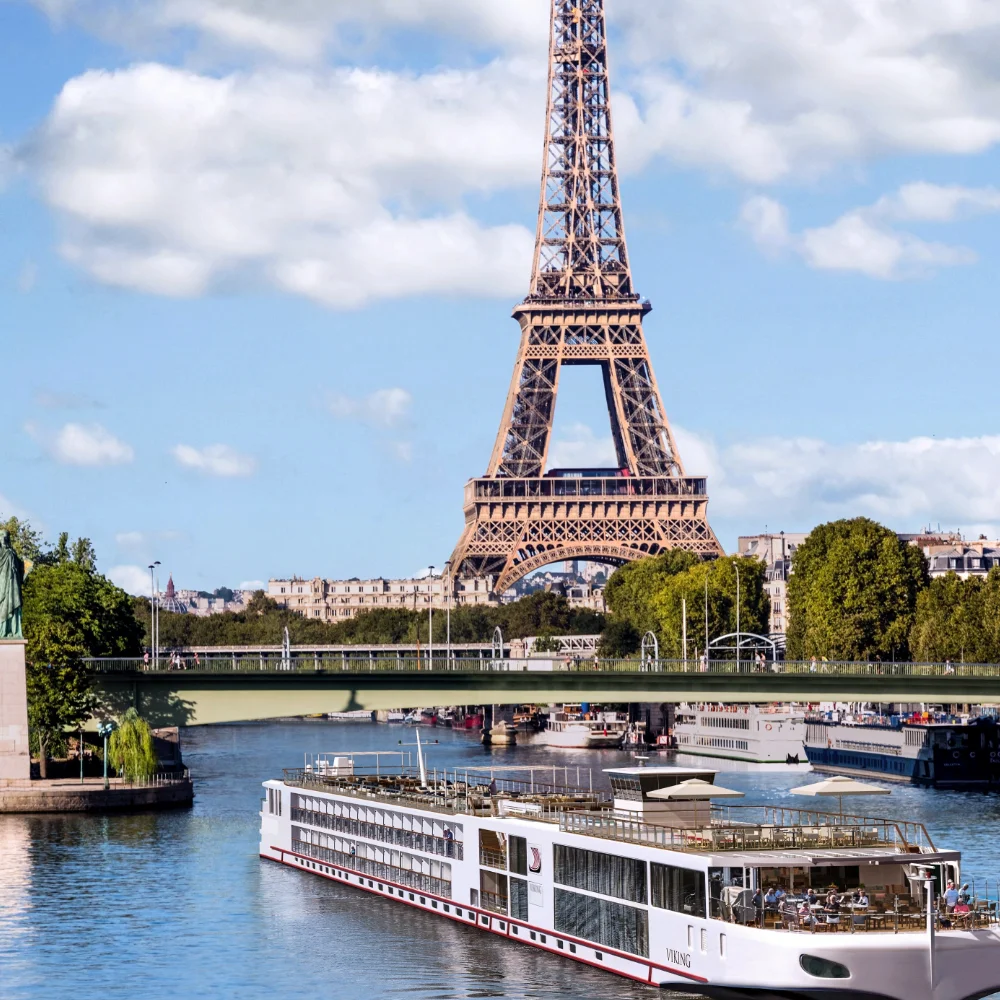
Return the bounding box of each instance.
[735,563,741,674]
[97,719,117,790]
[427,565,435,670]
[444,560,452,664]
[148,561,160,666]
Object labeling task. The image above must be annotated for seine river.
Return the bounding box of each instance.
[3,722,1000,1000]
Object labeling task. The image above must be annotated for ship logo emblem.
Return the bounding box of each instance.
[529,847,542,873]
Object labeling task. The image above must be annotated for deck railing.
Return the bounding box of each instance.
[559,805,936,855]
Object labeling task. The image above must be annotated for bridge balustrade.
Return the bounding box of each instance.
[84,655,1000,677]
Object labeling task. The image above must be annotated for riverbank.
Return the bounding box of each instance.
[0,774,193,813]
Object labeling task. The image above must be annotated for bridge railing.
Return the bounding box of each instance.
[83,655,1000,676]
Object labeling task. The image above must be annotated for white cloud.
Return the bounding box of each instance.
[26,421,134,466]
[740,183,994,278]
[108,564,153,596]
[115,531,145,549]
[684,427,1000,531]
[389,441,413,464]
[31,61,537,307]
[238,579,264,590]
[328,388,412,428]
[29,0,548,62]
[553,421,1000,536]
[547,423,619,470]
[616,0,1000,182]
[26,0,1000,190]
[171,443,257,477]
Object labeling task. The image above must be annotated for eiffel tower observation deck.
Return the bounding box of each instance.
[449,0,723,595]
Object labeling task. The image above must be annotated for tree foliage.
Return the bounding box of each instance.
[109,707,158,782]
[786,518,928,661]
[600,553,768,659]
[9,518,143,776]
[911,569,1000,663]
[603,550,699,636]
[137,589,605,648]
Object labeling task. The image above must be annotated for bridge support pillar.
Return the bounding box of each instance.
[0,641,30,783]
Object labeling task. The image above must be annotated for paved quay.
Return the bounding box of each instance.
[0,774,193,813]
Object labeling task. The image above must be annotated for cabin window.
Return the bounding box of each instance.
[554,845,647,904]
[650,863,706,918]
[510,836,528,876]
[553,889,649,958]
[800,955,850,979]
[510,877,529,921]
[479,829,507,870]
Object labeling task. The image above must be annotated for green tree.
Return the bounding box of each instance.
[109,707,158,782]
[911,568,1000,663]
[651,555,770,659]
[597,618,641,657]
[23,560,143,776]
[531,632,562,653]
[0,515,46,564]
[786,518,928,661]
[603,550,699,636]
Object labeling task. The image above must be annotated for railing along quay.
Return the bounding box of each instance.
[85,655,1000,677]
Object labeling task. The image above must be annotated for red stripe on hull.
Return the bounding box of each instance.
[261,849,706,986]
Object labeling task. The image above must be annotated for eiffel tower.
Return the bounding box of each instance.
[449,0,722,594]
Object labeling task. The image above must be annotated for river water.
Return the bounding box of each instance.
[3,722,1000,1000]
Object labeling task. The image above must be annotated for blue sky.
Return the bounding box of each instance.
[2,0,1000,595]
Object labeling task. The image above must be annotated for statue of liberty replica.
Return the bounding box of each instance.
[0,529,25,639]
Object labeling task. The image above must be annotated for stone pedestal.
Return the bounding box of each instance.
[0,641,30,782]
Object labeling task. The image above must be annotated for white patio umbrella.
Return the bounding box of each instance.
[648,779,745,827]
[789,774,890,818]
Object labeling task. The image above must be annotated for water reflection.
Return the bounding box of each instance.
[2,721,999,999]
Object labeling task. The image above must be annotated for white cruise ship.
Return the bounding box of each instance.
[260,748,1000,1000]
[674,704,807,764]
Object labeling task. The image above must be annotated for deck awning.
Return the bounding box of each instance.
[692,846,961,868]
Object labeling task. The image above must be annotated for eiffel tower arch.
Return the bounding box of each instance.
[449,0,723,595]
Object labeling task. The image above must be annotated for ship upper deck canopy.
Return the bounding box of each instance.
[279,752,939,860]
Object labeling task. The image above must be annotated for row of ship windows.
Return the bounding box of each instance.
[291,794,462,841]
[677,736,750,751]
[698,717,750,731]
[291,807,463,861]
[292,838,452,898]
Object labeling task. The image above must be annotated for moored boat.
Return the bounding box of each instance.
[674,704,807,764]
[540,706,629,749]
[805,713,1000,788]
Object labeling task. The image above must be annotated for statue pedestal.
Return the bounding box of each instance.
[0,641,30,782]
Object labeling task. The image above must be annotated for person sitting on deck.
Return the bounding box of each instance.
[774,885,787,903]
[806,888,819,905]
[764,888,779,911]
[798,902,817,927]
[856,889,870,908]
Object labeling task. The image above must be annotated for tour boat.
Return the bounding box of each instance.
[328,710,376,723]
[673,704,807,764]
[540,707,629,749]
[261,747,1000,1000]
[805,714,1000,788]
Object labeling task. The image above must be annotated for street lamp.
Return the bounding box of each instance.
[148,561,160,666]
[735,562,741,673]
[428,565,434,670]
[97,719,117,791]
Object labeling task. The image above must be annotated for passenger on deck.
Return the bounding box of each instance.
[764,887,779,911]
[806,888,818,905]
[798,902,817,927]
[944,881,960,913]
[857,889,870,908]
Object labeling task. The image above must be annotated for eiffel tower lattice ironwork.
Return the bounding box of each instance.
[449,0,722,594]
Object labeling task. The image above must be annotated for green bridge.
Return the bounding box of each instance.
[87,655,1000,726]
